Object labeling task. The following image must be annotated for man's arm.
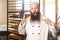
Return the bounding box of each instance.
[18,15,29,35]
[48,22,57,39]
[18,15,26,35]
[18,22,26,35]
[43,17,53,26]
[42,15,57,38]
[42,15,57,26]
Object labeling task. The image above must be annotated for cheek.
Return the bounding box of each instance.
[36,9,39,12]
[31,10,34,13]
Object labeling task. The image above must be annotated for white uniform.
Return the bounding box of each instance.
[18,16,57,40]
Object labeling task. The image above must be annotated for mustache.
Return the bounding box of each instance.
[30,12,40,21]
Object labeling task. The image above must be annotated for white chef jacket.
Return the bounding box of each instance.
[18,16,57,40]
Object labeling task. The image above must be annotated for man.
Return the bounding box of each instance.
[18,2,57,40]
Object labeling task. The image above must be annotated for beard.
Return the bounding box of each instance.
[30,12,40,21]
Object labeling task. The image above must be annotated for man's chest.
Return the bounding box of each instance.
[25,21,45,35]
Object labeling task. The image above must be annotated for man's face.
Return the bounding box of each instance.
[30,3,39,16]
[30,3,40,21]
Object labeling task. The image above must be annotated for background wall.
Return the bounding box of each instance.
[0,0,7,25]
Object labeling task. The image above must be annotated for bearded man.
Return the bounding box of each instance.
[18,2,57,40]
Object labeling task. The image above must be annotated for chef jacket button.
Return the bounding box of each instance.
[32,33,34,34]
[38,26,40,27]
[38,33,40,34]
[32,26,34,27]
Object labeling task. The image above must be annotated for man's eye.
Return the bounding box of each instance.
[32,8,33,9]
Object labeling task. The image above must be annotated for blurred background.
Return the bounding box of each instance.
[0,0,7,40]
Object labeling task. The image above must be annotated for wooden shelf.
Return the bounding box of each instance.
[10,26,18,29]
[8,0,27,40]
[8,19,21,21]
[8,23,18,26]
[8,3,16,6]
[8,9,21,13]
[8,9,30,13]
[8,18,22,20]
[8,25,18,28]
[8,34,22,40]
[8,13,19,14]
[8,30,18,34]
[8,19,20,22]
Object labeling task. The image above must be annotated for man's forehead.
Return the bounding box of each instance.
[31,2,39,7]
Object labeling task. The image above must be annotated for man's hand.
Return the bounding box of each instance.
[41,15,53,26]
[43,18,53,26]
[20,15,26,25]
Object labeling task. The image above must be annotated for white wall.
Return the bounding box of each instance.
[45,0,56,23]
[0,0,7,25]
[57,0,60,29]
[58,0,60,18]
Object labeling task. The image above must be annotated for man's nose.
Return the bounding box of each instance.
[34,9,36,12]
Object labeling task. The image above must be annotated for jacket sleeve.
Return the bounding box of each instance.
[48,23,57,38]
[18,22,26,35]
